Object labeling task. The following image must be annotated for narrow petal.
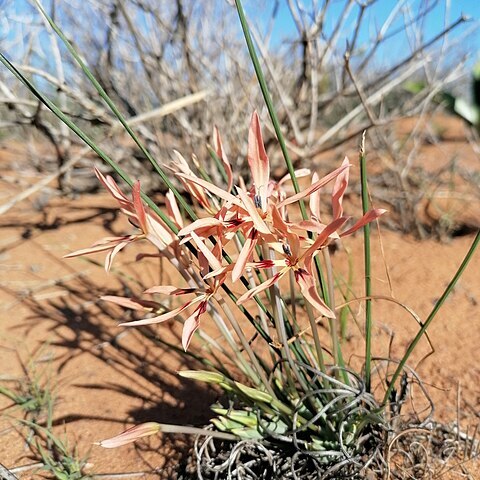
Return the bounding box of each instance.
[331,157,350,220]
[248,111,270,210]
[232,228,258,282]
[295,269,335,318]
[132,181,149,233]
[340,208,387,237]
[182,301,207,351]
[190,232,223,271]
[302,217,349,274]
[100,295,159,311]
[166,190,184,228]
[278,168,311,186]
[293,220,328,234]
[94,167,131,207]
[236,188,271,235]
[236,271,286,305]
[98,422,161,448]
[302,217,349,261]
[178,217,223,237]
[310,172,322,222]
[119,296,204,327]
[271,206,301,258]
[105,240,129,272]
[203,260,279,280]
[145,285,197,295]
[64,242,121,258]
[278,163,350,208]
[176,173,241,206]
[198,251,210,278]
[147,214,176,250]
[213,126,234,193]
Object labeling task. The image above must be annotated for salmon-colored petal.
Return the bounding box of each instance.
[309,172,322,222]
[178,217,223,237]
[248,111,270,211]
[293,220,328,234]
[119,296,204,327]
[132,181,148,233]
[198,251,210,278]
[203,264,234,280]
[270,204,290,236]
[295,269,335,318]
[176,173,241,206]
[98,422,161,448]
[232,228,258,282]
[278,163,350,208]
[166,190,184,228]
[182,301,207,351]
[236,188,270,235]
[94,167,131,207]
[100,295,160,311]
[204,260,279,280]
[190,232,223,271]
[332,157,350,220]
[340,208,387,237]
[278,168,311,186]
[105,240,129,272]
[271,206,301,258]
[302,217,349,259]
[213,126,234,193]
[236,270,286,305]
[145,286,197,296]
[302,217,349,274]
[64,242,121,258]
[146,215,175,250]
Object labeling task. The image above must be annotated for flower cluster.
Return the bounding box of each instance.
[65,112,385,351]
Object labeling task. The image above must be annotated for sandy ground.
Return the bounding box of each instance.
[0,117,479,478]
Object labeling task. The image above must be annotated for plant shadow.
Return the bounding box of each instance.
[1,235,219,477]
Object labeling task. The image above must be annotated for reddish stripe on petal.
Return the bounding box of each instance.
[132,181,149,233]
[98,422,161,448]
[145,285,197,296]
[232,229,258,282]
[236,271,285,305]
[295,269,335,318]
[94,167,131,210]
[278,163,350,208]
[176,173,241,206]
[248,111,270,209]
[119,296,204,327]
[182,301,207,351]
[340,208,387,237]
[331,157,350,220]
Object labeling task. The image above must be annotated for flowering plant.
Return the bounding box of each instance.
[2,0,477,476]
[66,112,387,460]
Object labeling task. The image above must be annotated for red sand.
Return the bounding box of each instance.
[0,117,478,478]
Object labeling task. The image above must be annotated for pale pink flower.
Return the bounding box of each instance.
[64,169,177,270]
[97,422,161,448]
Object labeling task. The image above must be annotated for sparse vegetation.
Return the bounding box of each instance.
[0,1,479,479]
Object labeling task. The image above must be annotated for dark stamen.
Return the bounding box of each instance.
[282,243,292,256]
[254,194,262,209]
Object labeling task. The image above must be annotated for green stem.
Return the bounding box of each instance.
[234,0,306,218]
[32,0,197,222]
[382,230,480,405]
[0,53,179,233]
[360,141,372,392]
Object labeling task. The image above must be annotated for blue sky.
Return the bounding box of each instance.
[252,0,479,66]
